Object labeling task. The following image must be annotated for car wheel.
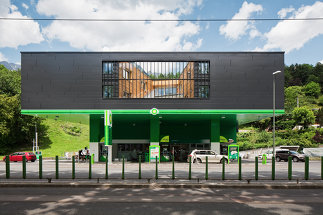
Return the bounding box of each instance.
[292,157,299,162]
[197,158,202,163]
[220,158,228,164]
[276,157,281,162]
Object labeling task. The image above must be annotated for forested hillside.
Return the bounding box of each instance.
[238,63,323,150]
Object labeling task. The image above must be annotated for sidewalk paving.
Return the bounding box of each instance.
[1,178,323,189]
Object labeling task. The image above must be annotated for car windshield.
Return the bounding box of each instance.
[290,151,298,155]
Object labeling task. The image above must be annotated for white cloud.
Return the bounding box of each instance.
[0,52,8,61]
[277,6,294,18]
[22,3,29,10]
[0,0,43,48]
[319,59,323,64]
[36,0,203,51]
[258,1,323,53]
[219,1,263,40]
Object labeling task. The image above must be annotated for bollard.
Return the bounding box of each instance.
[91,154,94,164]
[139,155,141,179]
[89,155,92,179]
[205,156,208,180]
[122,156,125,180]
[105,158,108,180]
[321,157,323,180]
[222,158,225,180]
[56,155,59,179]
[189,156,192,180]
[72,156,75,179]
[238,157,242,180]
[172,154,175,180]
[272,156,275,180]
[288,156,292,180]
[39,155,43,179]
[5,155,10,179]
[305,156,309,180]
[255,157,258,180]
[155,156,158,180]
[22,156,26,179]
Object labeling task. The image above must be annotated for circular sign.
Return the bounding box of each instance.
[150,108,159,115]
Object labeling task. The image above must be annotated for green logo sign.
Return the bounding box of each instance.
[150,108,159,115]
[228,145,239,161]
[160,135,169,143]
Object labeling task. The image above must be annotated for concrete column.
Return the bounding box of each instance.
[211,118,220,154]
[150,117,160,146]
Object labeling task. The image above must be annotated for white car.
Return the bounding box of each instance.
[188,150,228,164]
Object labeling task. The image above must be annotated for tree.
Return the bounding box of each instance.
[285,86,304,113]
[292,107,315,129]
[316,108,323,126]
[304,81,320,98]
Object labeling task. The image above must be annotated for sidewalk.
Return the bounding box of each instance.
[1,178,323,189]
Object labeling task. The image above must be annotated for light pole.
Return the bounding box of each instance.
[272,71,281,157]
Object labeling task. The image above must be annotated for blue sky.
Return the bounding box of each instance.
[0,0,322,65]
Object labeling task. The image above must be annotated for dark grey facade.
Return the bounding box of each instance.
[21,52,284,110]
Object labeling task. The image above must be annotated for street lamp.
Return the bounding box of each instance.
[273,71,281,157]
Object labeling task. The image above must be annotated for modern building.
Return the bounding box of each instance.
[21,52,284,162]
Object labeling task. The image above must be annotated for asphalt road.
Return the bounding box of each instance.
[0,159,322,180]
[0,187,322,215]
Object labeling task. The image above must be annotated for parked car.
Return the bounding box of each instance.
[275,150,305,162]
[2,152,36,162]
[188,150,228,164]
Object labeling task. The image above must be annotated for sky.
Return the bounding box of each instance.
[0,0,322,66]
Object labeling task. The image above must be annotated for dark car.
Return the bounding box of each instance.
[275,150,305,162]
[2,152,37,162]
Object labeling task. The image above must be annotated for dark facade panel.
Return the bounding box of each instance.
[21,52,284,110]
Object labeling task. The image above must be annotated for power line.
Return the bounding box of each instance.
[0,17,323,22]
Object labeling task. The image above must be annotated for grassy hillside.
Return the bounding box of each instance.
[39,118,89,157]
[11,118,90,158]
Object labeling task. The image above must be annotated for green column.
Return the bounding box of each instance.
[22,156,26,179]
[5,155,10,179]
[122,156,125,180]
[72,156,75,179]
[255,157,258,180]
[172,155,175,180]
[222,158,225,180]
[55,155,59,179]
[89,155,92,179]
[150,117,160,144]
[105,158,108,180]
[238,157,242,180]
[39,155,42,179]
[189,156,192,180]
[305,156,309,180]
[288,156,292,180]
[139,155,142,179]
[272,157,275,180]
[205,156,208,180]
[155,156,158,180]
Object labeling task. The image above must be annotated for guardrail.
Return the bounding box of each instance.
[2,155,323,181]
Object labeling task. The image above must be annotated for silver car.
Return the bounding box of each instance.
[188,150,228,164]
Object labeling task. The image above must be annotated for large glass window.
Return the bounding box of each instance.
[103,62,113,74]
[102,61,210,99]
[103,86,113,98]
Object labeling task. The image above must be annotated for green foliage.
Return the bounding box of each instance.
[292,107,315,129]
[316,108,323,126]
[0,65,21,96]
[304,81,320,98]
[0,66,48,155]
[285,86,304,113]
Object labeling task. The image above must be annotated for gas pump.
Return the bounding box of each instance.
[99,143,109,162]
